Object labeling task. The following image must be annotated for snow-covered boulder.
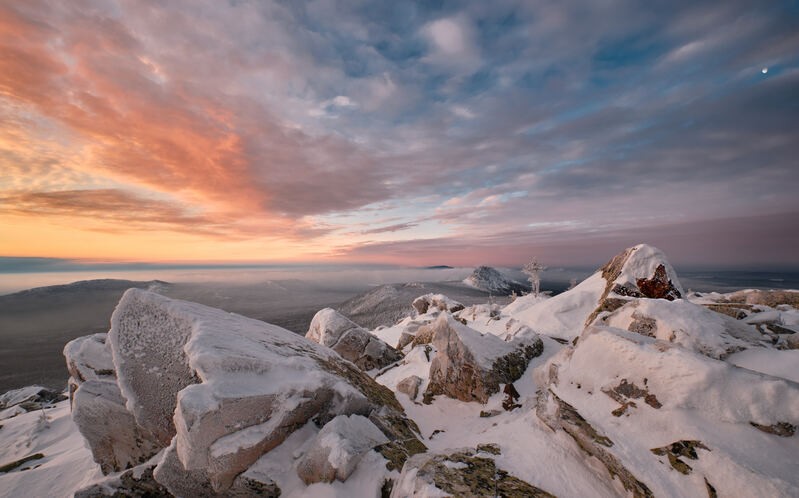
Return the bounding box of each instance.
[296,414,389,484]
[69,289,424,495]
[424,314,543,403]
[463,266,527,295]
[71,379,161,474]
[64,334,116,383]
[534,325,799,497]
[391,447,554,497]
[585,244,683,325]
[306,308,402,370]
[600,298,764,359]
[411,293,464,315]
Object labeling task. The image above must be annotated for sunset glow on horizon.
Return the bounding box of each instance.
[2,1,797,268]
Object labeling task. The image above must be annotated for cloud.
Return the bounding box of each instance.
[1,0,797,265]
[422,15,481,71]
[360,222,419,235]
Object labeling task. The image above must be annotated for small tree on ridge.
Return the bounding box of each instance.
[522,258,547,297]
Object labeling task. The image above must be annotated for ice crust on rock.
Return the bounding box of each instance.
[306,307,402,370]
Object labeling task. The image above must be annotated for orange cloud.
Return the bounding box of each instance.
[0,1,389,261]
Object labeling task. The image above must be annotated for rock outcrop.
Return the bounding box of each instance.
[306,308,402,370]
[424,314,543,403]
[411,293,464,315]
[0,385,67,421]
[391,447,555,497]
[68,289,425,496]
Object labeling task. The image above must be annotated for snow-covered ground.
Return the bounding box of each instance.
[1,244,798,497]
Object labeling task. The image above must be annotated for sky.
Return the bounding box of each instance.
[1,0,798,268]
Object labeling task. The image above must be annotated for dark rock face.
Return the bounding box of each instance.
[636,264,681,300]
[650,440,709,475]
[502,383,521,411]
[750,421,796,437]
[603,379,662,412]
[392,448,555,498]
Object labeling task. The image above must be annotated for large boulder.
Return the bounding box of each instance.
[424,314,543,403]
[306,308,402,371]
[296,414,389,484]
[70,289,424,495]
[72,379,162,474]
[64,332,162,474]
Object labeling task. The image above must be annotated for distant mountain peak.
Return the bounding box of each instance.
[463,266,527,295]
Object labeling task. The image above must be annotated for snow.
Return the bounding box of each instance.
[727,348,799,383]
[3,246,798,498]
[542,325,799,497]
[602,298,763,359]
[506,271,606,340]
[0,400,101,498]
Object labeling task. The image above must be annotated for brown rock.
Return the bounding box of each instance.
[424,315,543,403]
[636,264,681,300]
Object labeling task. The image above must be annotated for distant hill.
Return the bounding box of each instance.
[462,266,529,295]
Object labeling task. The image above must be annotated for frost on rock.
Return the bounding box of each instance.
[72,379,162,474]
[412,293,465,315]
[424,314,543,403]
[391,447,555,498]
[600,298,764,359]
[296,414,389,484]
[306,308,402,370]
[64,334,116,384]
[69,289,423,495]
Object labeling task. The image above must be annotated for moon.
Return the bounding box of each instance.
[762,67,768,74]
